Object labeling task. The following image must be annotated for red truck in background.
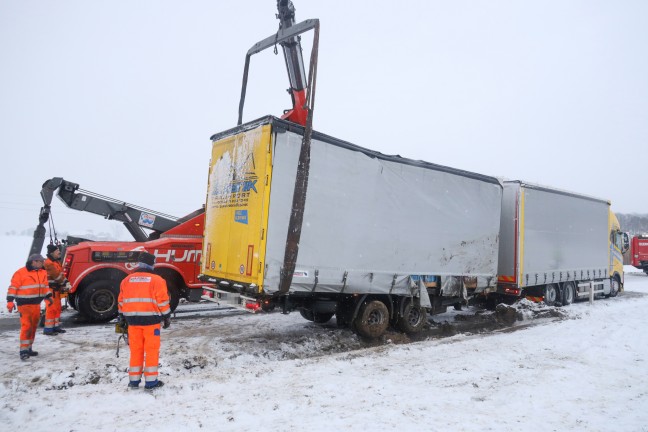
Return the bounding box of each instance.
[30,178,210,322]
[631,234,648,275]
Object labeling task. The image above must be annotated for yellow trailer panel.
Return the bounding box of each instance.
[202,124,273,290]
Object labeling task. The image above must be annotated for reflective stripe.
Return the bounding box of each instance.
[123,311,160,316]
[144,375,158,382]
[123,298,156,304]
[157,301,169,307]
[14,294,47,299]
[18,284,47,289]
[129,366,142,373]
[20,339,31,345]
[144,366,158,373]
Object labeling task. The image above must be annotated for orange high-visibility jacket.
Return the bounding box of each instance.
[44,258,65,289]
[7,266,52,306]
[118,271,171,326]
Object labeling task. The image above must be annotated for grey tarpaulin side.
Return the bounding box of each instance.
[259,118,503,296]
[498,181,609,288]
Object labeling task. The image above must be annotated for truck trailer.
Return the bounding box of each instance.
[495,181,627,305]
[199,117,503,337]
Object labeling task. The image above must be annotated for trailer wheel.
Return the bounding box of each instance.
[299,308,314,321]
[299,308,334,324]
[562,282,575,306]
[395,299,427,334]
[77,279,119,322]
[354,300,389,338]
[544,284,558,306]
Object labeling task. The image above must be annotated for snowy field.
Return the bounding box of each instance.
[1,234,647,431]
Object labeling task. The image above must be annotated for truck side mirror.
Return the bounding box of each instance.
[622,232,630,253]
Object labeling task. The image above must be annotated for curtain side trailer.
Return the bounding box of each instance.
[495,181,626,305]
[199,116,503,337]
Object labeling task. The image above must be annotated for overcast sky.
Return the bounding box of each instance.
[1,0,647,239]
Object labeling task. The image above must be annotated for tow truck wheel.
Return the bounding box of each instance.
[395,299,427,334]
[354,300,389,339]
[78,280,119,322]
[544,284,558,306]
[166,283,181,312]
[562,282,575,306]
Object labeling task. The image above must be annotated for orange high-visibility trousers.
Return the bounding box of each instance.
[18,304,40,352]
[127,324,161,385]
[44,291,62,333]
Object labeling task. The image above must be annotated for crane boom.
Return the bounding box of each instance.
[29,177,183,258]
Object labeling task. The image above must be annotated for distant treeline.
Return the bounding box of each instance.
[618,213,648,236]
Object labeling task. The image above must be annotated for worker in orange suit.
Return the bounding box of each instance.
[118,252,171,390]
[6,254,53,360]
[43,244,68,335]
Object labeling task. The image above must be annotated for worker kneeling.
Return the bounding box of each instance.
[118,252,171,390]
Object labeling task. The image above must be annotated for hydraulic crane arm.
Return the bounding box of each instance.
[29,178,181,257]
[276,0,308,125]
[237,1,319,126]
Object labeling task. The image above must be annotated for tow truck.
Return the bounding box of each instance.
[29,177,208,322]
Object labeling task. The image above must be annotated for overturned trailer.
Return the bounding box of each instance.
[199,116,503,337]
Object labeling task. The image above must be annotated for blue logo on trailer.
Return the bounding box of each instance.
[235,210,248,224]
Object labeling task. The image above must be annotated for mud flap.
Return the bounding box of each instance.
[418,280,432,308]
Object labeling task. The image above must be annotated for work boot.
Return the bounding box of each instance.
[127,381,140,390]
[20,351,29,361]
[28,349,38,357]
[144,380,164,390]
[43,330,58,336]
[54,327,66,334]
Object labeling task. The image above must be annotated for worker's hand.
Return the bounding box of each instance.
[117,314,127,328]
[63,281,72,293]
[162,316,171,329]
[6,302,15,313]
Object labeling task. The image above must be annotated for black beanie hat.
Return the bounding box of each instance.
[47,244,60,254]
[139,252,156,266]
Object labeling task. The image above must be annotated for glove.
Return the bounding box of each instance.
[117,314,127,328]
[6,302,15,313]
[162,316,171,329]
[63,281,72,293]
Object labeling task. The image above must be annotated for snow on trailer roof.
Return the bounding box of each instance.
[210,115,503,186]
[504,179,611,205]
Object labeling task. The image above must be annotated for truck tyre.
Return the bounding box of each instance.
[67,292,78,310]
[562,282,575,306]
[166,283,181,312]
[299,309,333,324]
[78,279,119,322]
[354,300,389,339]
[608,277,620,298]
[544,284,558,306]
[395,299,427,334]
[299,308,315,321]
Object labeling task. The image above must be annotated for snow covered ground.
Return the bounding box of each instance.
[1,234,647,431]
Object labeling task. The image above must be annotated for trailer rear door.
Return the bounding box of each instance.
[202,124,273,288]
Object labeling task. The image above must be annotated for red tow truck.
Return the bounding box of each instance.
[29,178,209,322]
[631,234,648,275]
